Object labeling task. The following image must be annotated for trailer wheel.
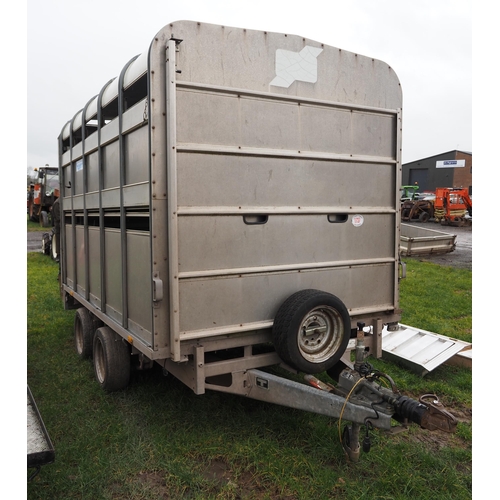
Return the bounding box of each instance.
[74,308,95,359]
[272,289,351,374]
[93,327,130,392]
[50,232,58,261]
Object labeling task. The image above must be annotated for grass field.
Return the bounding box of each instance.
[26,253,472,499]
[27,216,48,232]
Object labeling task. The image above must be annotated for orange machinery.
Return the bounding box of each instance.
[434,188,472,226]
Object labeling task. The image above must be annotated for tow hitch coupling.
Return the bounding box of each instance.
[418,394,458,433]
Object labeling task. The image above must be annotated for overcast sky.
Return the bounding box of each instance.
[26,0,472,169]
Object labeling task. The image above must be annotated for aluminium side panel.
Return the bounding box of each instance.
[88,226,102,309]
[59,54,155,355]
[148,21,403,360]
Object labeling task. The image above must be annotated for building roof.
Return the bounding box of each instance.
[404,150,472,165]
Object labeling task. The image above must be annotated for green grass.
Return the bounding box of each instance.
[27,254,471,499]
[27,215,48,232]
[400,259,472,344]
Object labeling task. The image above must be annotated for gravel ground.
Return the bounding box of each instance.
[27,231,45,253]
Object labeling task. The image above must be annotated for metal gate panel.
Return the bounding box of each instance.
[178,214,395,274]
[104,229,123,324]
[86,150,100,193]
[176,154,396,210]
[64,224,74,288]
[178,264,395,337]
[124,124,149,186]
[75,225,85,296]
[176,88,397,158]
[88,227,102,309]
[102,140,120,190]
[126,231,153,345]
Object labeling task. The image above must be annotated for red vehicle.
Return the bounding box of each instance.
[27,166,59,226]
[434,188,472,226]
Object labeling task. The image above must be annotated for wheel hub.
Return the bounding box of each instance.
[298,307,343,363]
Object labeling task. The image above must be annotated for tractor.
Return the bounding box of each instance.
[27,166,59,227]
[400,185,420,202]
[400,185,435,222]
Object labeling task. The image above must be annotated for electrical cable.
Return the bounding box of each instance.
[337,376,365,446]
[338,369,397,449]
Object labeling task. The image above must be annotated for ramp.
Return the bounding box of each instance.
[382,324,471,376]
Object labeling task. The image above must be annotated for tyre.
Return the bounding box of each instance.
[93,327,131,392]
[418,211,430,222]
[29,203,38,222]
[41,232,51,255]
[272,289,351,374]
[74,308,95,359]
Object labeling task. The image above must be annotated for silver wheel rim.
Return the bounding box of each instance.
[94,338,106,383]
[75,319,83,354]
[297,306,344,363]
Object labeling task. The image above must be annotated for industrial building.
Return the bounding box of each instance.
[402,150,472,195]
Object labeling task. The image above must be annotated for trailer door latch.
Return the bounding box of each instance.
[153,277,163,302]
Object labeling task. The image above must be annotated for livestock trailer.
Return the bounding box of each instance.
[58,21,455,459]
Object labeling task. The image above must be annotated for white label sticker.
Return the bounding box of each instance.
[76,159,83,172]
[352,214,364,227]
[270,46,323,88]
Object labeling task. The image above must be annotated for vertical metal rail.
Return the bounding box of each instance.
[394,107,404,309]
[69,112,79,291]
[97,81,112,314]
[166,39,181,361]
[57,129,67,287]
[144,57,155,350]
[148,36,170,355]
[81,97,94,302]
[118,56,139,329]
